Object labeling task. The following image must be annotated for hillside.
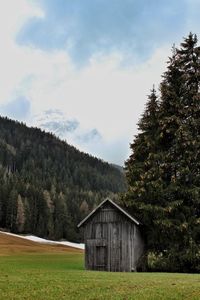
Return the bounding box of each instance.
[0,116,126,241]
[0,232,82,255]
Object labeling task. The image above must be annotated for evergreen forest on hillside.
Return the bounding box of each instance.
[0,117,126,241]
[123,33,200,273]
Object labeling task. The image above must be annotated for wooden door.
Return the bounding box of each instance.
[85,239,107,271]
[95,244,107,270]
[85,222,108,271]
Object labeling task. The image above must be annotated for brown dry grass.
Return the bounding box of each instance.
[0,232,83,256]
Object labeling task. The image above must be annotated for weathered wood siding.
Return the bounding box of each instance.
[83,202,144,272]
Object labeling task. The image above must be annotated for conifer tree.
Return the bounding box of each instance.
[167,33,200,271]
[123,88,163,253]
[16,194,25,233]
[123,33,200,272]
[158,34,200,271]
[6,189,18,232]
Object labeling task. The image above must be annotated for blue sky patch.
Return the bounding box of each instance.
[0,97,31,121]
[17,0,187,66]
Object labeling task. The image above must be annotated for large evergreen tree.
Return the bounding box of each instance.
[123,33,200,272]
[124,88,163,253]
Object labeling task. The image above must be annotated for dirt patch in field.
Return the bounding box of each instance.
[0,232,83,256]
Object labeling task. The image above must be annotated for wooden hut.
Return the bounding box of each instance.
[78,198,144,272]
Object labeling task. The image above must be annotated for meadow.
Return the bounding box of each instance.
[0,233,199,300]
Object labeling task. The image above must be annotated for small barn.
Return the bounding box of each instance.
[78,198,145,272]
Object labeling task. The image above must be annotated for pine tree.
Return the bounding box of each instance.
[123,88,162,254]
[16,194,25,233]
[123,34,200,272]
[167,33,200,271]
[158,33,200,271]
[6,189,18,232]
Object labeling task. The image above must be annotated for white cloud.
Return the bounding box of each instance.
[0,0,43,102]
[26,47,170,136]
[0,0,172,164]
[25,46,171,164]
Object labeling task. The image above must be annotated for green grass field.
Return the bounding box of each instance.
[1,253,200,300]
[0,233,200,300]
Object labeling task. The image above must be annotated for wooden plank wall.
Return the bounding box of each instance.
[84,202,144,272]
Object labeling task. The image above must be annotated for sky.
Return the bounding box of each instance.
[0,0,200,165]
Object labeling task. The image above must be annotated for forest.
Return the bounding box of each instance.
[0,116,126,241]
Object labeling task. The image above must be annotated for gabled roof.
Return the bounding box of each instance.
[77,198,140,228]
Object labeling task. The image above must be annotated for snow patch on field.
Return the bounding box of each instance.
[0,231,85,250]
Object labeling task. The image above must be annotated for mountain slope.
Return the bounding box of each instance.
[0,116,126,241]
[0,232,82,255]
